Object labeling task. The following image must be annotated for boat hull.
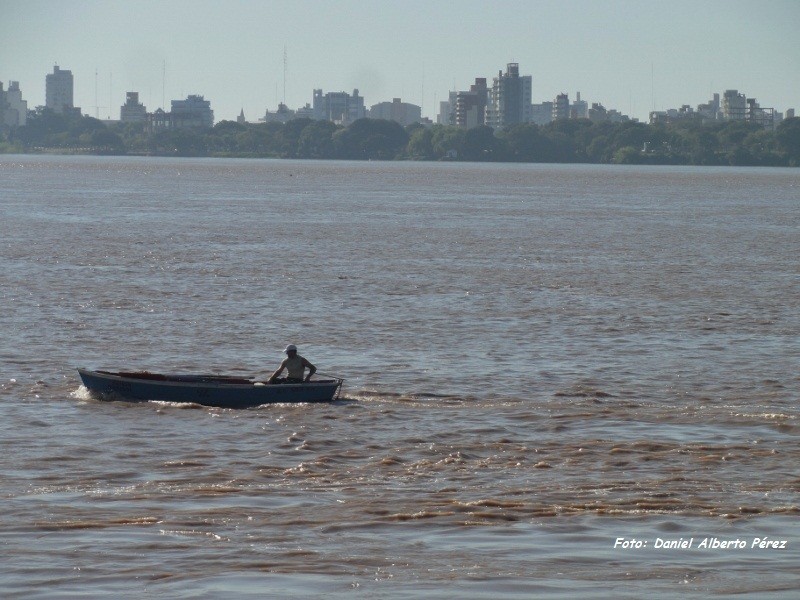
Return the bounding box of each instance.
[77,368,342,408]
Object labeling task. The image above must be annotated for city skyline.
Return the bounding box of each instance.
[3,0,798,124]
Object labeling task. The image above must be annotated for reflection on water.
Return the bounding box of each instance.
[1,156,798,597]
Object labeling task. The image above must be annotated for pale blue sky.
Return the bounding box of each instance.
[2,0,798,123]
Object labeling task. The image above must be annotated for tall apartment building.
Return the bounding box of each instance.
[552,93,570,121]
[1,80,27,128]
[722,90,747,121]
[437,91,457,126]
[120,92,147,123]
[531,102,553,126]
[746,98,775,129]
[719,90,775,128]
[46,65,75,114]
[571,92,588,119]
[697,93,721,120]
[486,63,532,130]
[455,78,488,129]
[313,89,366,124]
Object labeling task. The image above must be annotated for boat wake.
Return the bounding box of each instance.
[70,385,94,402]
[148,400,205,410]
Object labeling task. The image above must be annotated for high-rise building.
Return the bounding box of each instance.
[531,102,553,126]
[46,65,75,114]
[120,92,146,123]
[697,93,721,121]
[722,90,747,121]
[552,93,570,121]
[571,92,588,119]
[746,98,775,129]
[486,63,532,130]
[437,91,457,126]
[455,78,488,129]
[1,80,27,127]
[313,89,366,124]
[718,89,775,128]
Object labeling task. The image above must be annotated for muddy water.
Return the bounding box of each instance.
[1,156,798,597]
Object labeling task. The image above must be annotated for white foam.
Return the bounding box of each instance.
[70,385,93,401]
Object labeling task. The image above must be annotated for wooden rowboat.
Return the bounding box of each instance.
[77,368,343,408]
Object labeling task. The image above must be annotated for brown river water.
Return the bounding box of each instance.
[1,156,798,598]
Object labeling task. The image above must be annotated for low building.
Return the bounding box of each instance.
[369,97,422,127]
[295,104,315,119]
[146,94,214,132]
[589,103,632,123]
[649,105,702,125]
[654,90,778,129]
[171,95,214,128]
[260,102,295,124]
[313,89,366,124]
[258,103,315,124]
[258,102,300,123]
[147,108,170,132]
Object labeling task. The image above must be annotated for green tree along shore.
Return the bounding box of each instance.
[3,107,800,166]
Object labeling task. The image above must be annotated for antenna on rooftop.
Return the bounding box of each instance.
[421,62,425,117]
[283,45,287,105]
[651,62,655,112]
[162,60,166,110]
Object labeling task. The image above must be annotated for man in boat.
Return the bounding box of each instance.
[268,344,317,383]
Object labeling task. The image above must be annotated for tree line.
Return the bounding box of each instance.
[3,106,800,166]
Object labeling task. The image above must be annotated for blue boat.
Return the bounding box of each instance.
[77,368,343,408]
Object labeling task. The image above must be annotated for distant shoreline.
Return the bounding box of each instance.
[3,148,799,168]
[3,112,799,167]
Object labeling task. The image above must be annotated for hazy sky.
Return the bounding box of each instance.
[3,0,798,123]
